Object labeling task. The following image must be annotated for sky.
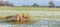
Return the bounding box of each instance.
[5,0,60,6]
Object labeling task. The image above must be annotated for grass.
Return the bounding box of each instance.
[0,6,60,11]
[0,6,60,27]
[0,6,60,20]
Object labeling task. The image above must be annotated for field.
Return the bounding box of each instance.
[0,6,60,20]
[0,6,60,27]
[0,6,60,11]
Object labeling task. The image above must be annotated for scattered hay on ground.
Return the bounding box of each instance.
[6,19,36,24]
[0,16,6,19]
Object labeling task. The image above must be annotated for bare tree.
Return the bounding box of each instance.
[49,1,55,7]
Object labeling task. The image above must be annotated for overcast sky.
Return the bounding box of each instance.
[6,0,60,6]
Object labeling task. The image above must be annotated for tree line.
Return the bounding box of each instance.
[0,1,13,6]
[23,1,55,7]
[0,1,56,7]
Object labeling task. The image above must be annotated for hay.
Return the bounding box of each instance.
[0,16,5,19]
[6,19,36,24]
